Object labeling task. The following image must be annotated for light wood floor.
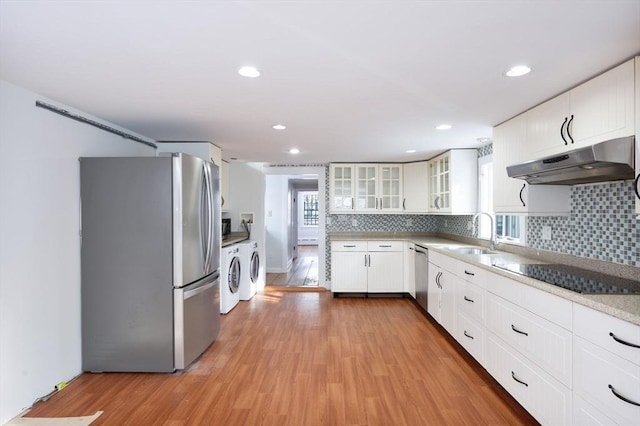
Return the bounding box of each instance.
[26,290,538,425]
[266,245,319,287]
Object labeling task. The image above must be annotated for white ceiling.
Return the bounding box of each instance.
[1,1,639,164]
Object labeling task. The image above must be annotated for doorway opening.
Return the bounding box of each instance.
[263,167,325,289]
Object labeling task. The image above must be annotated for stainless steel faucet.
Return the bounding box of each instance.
[472,211,496,251]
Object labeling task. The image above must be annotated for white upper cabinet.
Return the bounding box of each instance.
[428,150,477,214]
[402,161,429,213]
[493,113,570,215]
[569,59,635,148]
[329,164,355,212]
[527,59,635,159]
[355,164,403,212]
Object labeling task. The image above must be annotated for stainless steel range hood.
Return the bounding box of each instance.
[506,136,635,185]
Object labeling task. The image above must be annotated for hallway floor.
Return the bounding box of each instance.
[266,245,319,287]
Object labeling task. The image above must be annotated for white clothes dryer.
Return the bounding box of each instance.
[220,244,241,314]
[238,240,260,300]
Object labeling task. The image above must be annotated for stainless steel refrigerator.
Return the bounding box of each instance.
[80,153,220,372]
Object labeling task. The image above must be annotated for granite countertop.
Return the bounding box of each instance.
[222,232,249,247]
[329,232,640,326]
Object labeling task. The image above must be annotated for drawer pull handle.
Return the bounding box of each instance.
[511,325,528,336]
[464,270,475,276]
[463,296,474,303]
[379,245,392,248]
[608,384,640,407]
[343,245,356,248]
[511,371,528,387]
[463,330,474,340]
[609,332,640,349]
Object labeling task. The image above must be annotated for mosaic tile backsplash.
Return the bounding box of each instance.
[527,181,639,267]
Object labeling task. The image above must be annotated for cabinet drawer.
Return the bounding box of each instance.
[574,335,640,425]
[574,303,640,367]
[486,292,572,387]
[331,241,367,252]
[367,241,403,251]
[456,280,484,324]
[574,394,618,426]
[486,332,572,426]
[455,261,488,288]
[456,312,484,365]
[486,271,573,330]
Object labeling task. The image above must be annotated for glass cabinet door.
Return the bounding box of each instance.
[330,164,354,211]
[356,165,377,210]
[429,161,440,210]
[380,165,402,210]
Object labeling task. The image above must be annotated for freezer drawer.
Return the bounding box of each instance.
[174,272,221,369]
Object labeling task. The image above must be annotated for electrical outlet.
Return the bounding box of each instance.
[326,217,332,225]
[406,219,413,227]
[542,226,552,240]
[352,219,358,227]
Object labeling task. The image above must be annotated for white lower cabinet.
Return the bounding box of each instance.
[330,241,403,293]
[573,336,640,425]
[486,332,572,426]
[486,292,573,388]
[456,311,485,364]
[572,302,640,425]
[427,262,456,335]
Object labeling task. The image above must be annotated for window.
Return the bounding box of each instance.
[495,214,526,244]
[303,193,319,226]
[478,153,526,244]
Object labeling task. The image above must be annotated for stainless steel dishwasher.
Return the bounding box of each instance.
[414,244,429,312]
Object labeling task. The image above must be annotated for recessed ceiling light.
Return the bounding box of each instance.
[436,124,452,130]
[405,149,416,153]
[505,65,532,77]
[238,66,261,78]
[272,124,286,130]
[289,148,300,155]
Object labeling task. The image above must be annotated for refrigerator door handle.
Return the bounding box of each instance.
[206,162,214,275]
[202,163,212,274]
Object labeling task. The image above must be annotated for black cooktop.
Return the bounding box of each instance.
[492,263,640,295]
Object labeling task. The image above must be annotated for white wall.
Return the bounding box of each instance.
[264,175,290,273]
[0,81,155,424]
[226,163,266,290]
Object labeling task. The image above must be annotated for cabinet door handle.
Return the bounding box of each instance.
[364,254,368,267]
[609,332,640,348]
[463,330,474,340]
[511,371,528,387]
[608,384,640,406]
[221,195,225,207]
[464,270,475,276]
[403,198,406,210]
[368,254,371,267]
[634,174,640,201]
[434,196,440,210]
[463,296,474,303]
[566,114,574,144]
[560,116,568,145]
[511,324,529,336]
[436,272,442,289]
[519,183,526,207]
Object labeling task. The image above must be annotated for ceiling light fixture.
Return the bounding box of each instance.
[272,124,286,130]
[505,65,532,77]
[436,124,452,130]
[406,149,416,153]
[289,148,300,155]
[238,66,261,78]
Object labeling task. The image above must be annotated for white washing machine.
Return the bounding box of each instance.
[220,244,241,314]
[238,240,260,300]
